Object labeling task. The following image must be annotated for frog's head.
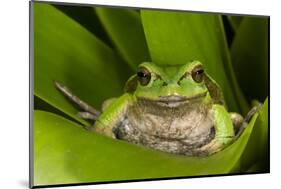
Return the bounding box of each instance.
[125,61,221,106]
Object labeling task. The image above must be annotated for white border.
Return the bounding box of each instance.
[1,0,280,189]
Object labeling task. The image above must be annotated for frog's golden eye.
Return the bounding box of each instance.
[191,65,204,83]
[137,67,151,86]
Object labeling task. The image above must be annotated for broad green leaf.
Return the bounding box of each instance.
[33,3,131,125]
[34,95,80,125]
[240,98,269,172]
[34,110,257,186]
[53,4,113,47]
[228,16,244,32]
[141,10,248,114]
[95,7,150,71]
[231,17,269,102]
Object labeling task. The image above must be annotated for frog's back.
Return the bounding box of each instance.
[113,99,216,156]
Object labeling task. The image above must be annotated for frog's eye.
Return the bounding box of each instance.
[137,67,151,86]
[191,65,204,83]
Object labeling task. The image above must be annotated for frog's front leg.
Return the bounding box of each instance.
[200,104,235,155]
[93,93,134,138]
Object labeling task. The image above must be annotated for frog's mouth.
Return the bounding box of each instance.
[142,92,208,107]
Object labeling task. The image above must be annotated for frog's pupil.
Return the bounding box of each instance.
[192,66,204,83]
[137,68,151,86]
[196,69,204,75]
[138,71,146,78]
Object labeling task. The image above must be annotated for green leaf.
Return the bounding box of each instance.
[33,3,131,125]
[34,110,257,186]
[228,16,244,32]
[95,7,150,71]
[141,10,248,114]
[34,95,80,125]
[231,17,269,102]
[53,4,113,47]
[240,98,269,172]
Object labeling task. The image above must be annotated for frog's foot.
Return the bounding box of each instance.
[77,112,98,120]
[229,112,244,134]
[199,136,233,155]
[54,80,100,117]
[244,103,263,123]
[234,103,263,139]
[199,139,222,155]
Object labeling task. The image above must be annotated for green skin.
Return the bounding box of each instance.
[92,61,240,156]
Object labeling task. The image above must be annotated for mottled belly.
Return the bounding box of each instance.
[112,100,215,156]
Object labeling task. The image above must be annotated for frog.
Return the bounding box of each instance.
[55,60,253,156]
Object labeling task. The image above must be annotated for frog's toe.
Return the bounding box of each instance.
[229,112,244,134]
[234,104,263,139]
[77,112,98,120]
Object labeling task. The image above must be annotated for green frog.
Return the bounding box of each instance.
[55,61,251,156]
